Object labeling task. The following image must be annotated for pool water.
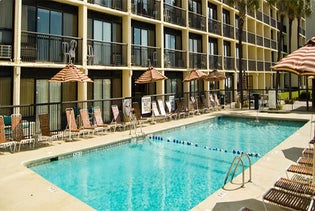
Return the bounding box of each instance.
[30,117,306,210]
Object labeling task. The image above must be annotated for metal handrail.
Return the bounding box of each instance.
[223,152,252,189]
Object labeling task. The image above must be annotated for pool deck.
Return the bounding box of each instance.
[0,103,314,211]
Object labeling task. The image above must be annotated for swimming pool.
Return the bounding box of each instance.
[29,116,306,210]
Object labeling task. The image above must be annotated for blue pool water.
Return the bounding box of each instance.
[30,117,306,210]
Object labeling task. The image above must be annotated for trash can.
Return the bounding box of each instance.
[220,94,225,109]
[253,93,260,110]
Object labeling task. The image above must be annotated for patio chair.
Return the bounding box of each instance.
[0,115,16,152]
[157,99,173,121]
[175,99,187,118]
[151,100,166,122]
[213,93,222,109]
[298,156,313,166]
[111,105,129,132]
[37,113,60,146]
[93,106,112,132]
[165,101,177,120]
[80,108,106,135]
[200,95,211,113]
[209,94,218,110]
[65,108,90,140]
[274,177,315,196]
[263,188,315,211]
[11,113,35,151]
[286,164,313,178]
[190,96,200,115]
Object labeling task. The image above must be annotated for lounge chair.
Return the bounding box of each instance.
[213,93,222,109]
[132,102,152,125]
[209,94,218,110]
[286,164,313,177]
[0,115,16,152]
[151,100,166,122]
[298,156,313,166]
[165,101,177,120]
[263,188,315,211]
[303,148,313,157]
[190,96,200,115]
[37,113,60,145]
[65,108,90,140]
[111,105,129,132]
[274,177,315,196]
[175,99,187,118]
[11,114,35,151]
[80,108,106,135]
[157,99,173,120]
[198,95,211,113]
[93,106,112,132]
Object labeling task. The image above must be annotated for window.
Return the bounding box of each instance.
[209,38,218,55]
[208,3,217,20]
[189,0,201,13]
[0,0,14,44]
[222,9,230,24]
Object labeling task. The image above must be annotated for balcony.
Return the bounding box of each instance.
[131,45,161,67]
[247,32,255,44]
[271,40,277,49]
[264,38,270,48]
[188,12,206,31]
[21,31,81,64]
[208,19,221,35]
[265,62,272,71]
[223,23,234,39]
[236,59,248,71]
[235,29,247,42]
[256,11,262,22]
[263,14,269,24]
[164,49,186,68]
[209,55,222,69]
[88,40,127,66]
[88,0,125,11]
[271,18,277,28]
[248,59,256,70]
[256,35,263,46]
[132,0,160,20]
[164,4,186,26]
[257,61,264,70]
[224,56,234,70]
[189,52,207,69]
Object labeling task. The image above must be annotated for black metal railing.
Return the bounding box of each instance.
[164,49,186,68]
[189,52,207,69]
[248,32,255,44]
[256,35,263,46]
[164,3,186,26]
[188,12,206,31]
[87,40,127,66]
[208,18,221,35]
[209,55,222,69]
[87,0,125,11]
[131,0,160,20]
[131,45,161,67]
[248,59,256,70]
[264,38,270,48]
[224,56,234,70]
[223,23,234,39]
[271,18,277,28]
[21,31,81,64]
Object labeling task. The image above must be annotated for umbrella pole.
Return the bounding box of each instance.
[306,77,309,111]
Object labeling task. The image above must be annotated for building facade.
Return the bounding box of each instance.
[0,0,307,122]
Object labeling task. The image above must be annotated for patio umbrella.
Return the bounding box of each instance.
[271,37,315,76]
[49,63,93,83]
[204,69,226,81]
[183,69,207,82]
[135,66,168,84]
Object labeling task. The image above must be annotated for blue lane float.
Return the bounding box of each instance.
[148,135,261,157]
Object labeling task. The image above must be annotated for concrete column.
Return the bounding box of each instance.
[122,69,131,97]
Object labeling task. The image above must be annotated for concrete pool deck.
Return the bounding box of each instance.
[0,105,314,211]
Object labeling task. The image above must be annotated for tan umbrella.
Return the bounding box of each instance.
[204,69,226,81]
[135,66,168,84]
[183,69,207,82]
[271,37,315,76]
[50,63,93,83]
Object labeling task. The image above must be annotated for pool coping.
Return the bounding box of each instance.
[0,109,312,211]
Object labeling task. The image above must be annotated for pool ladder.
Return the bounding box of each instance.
[223,152,252,189]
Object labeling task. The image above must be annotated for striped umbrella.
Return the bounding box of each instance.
[183,69,207,82]
[271,37,315,76]
[203,69,226,81]
[135,66,168,84]
[50,63,93,83]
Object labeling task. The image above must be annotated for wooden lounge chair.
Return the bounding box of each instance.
[303,148,313,157]
[209,94,218,110]
[286,164,313,177]
[198,95,211,113]
[111,105,129,132]
[298,157,313,166]
[37,113,60,145]
[11,114,35,151]
[263,188,315,211]
[213,93,222,109]
[132,102,152,125]
[190,96,200,115]
[65,108,90,140]
[175,99,187,118]
[0,115,16,152]
[80,108,106,135]
[274,177,315,196]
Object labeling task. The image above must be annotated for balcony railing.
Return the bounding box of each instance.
[265,62,272,71]
[271,40,277,49]
[87,40,127,66]
[236,59,248,70]
[256,11,262,22]
[235,29,246,42]
[264,38,270,48]
[271,18,276,28]
[131,0,160,20]
[209,55,222,69]
[208,19,221,35]
[164,4,186,26]
[131,45,161,67]
[223,23,234,39]
[224,56,234,70]
[188,12,206,31]
[21,31,81,64]
[248,32,255,44]
[256,35,263,46]
[88,0,125,11]
[189,52,207,69]
[164,49,186,68]
[263,14,269,24]
[248,59,256,70]
[257,61,264,70]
